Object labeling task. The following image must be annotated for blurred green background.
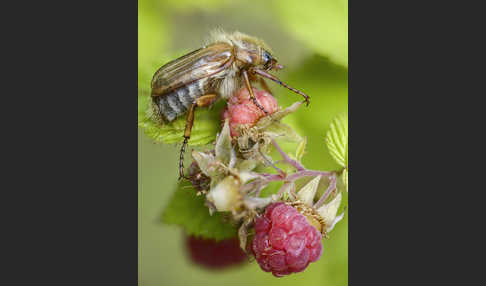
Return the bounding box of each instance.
[138,0,348,285]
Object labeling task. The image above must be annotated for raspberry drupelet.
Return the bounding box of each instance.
[251,202,323,277]
[222,87,278,137]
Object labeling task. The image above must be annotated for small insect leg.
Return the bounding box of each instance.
[178,94,217,181]
[253,68,310,106]
[259,77,272,94]
[195,94,218,107]
[242,70,269,115]
[179,103,196,180]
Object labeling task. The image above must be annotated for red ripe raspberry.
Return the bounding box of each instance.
[222,87,278,137]
[185,235,247,270]
[252,202,323,277]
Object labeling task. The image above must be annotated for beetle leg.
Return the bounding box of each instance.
[253,68,310,106]
[259,77,272,94]
[242,70,269,115]
[179,94,218,181]
[179,103,196,180]
[195,93,218,107]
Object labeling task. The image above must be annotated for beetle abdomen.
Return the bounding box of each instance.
[153,80,208,122]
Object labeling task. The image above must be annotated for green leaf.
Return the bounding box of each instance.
[270,0,348,67]
[325,113,348,168]
[161,180,238,240]
[138,90,224,146]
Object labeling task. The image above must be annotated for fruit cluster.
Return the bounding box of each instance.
[182,87,346,277]
[222,87,278,137]
[252,202,323,277]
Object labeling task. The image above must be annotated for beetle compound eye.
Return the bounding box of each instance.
[263,50,271,63]
[262,50,272,69]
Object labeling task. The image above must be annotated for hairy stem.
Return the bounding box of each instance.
[244,140,336,199]
[259,147,286,177]
[286,170,333,181]
[314,174,337,209]
[271,139,305,171]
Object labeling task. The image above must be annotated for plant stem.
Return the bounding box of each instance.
[244,140,336,199]
[271,139,305,171]
[314,174,337,209]
[259,147,286,177]
[286,170,333,181]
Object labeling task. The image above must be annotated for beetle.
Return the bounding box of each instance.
[150,30,309,179]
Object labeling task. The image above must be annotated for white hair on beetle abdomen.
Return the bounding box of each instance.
[218,66,241,99]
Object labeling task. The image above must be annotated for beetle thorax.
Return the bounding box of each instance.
[234,44,261,69]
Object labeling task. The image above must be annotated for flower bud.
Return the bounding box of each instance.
[206,175,242,212]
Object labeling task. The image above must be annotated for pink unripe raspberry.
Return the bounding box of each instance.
[222,87,278,137]
[185,235,247,270]
[252,202,323,277]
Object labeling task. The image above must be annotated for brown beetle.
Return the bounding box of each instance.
[150,30,309,180]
